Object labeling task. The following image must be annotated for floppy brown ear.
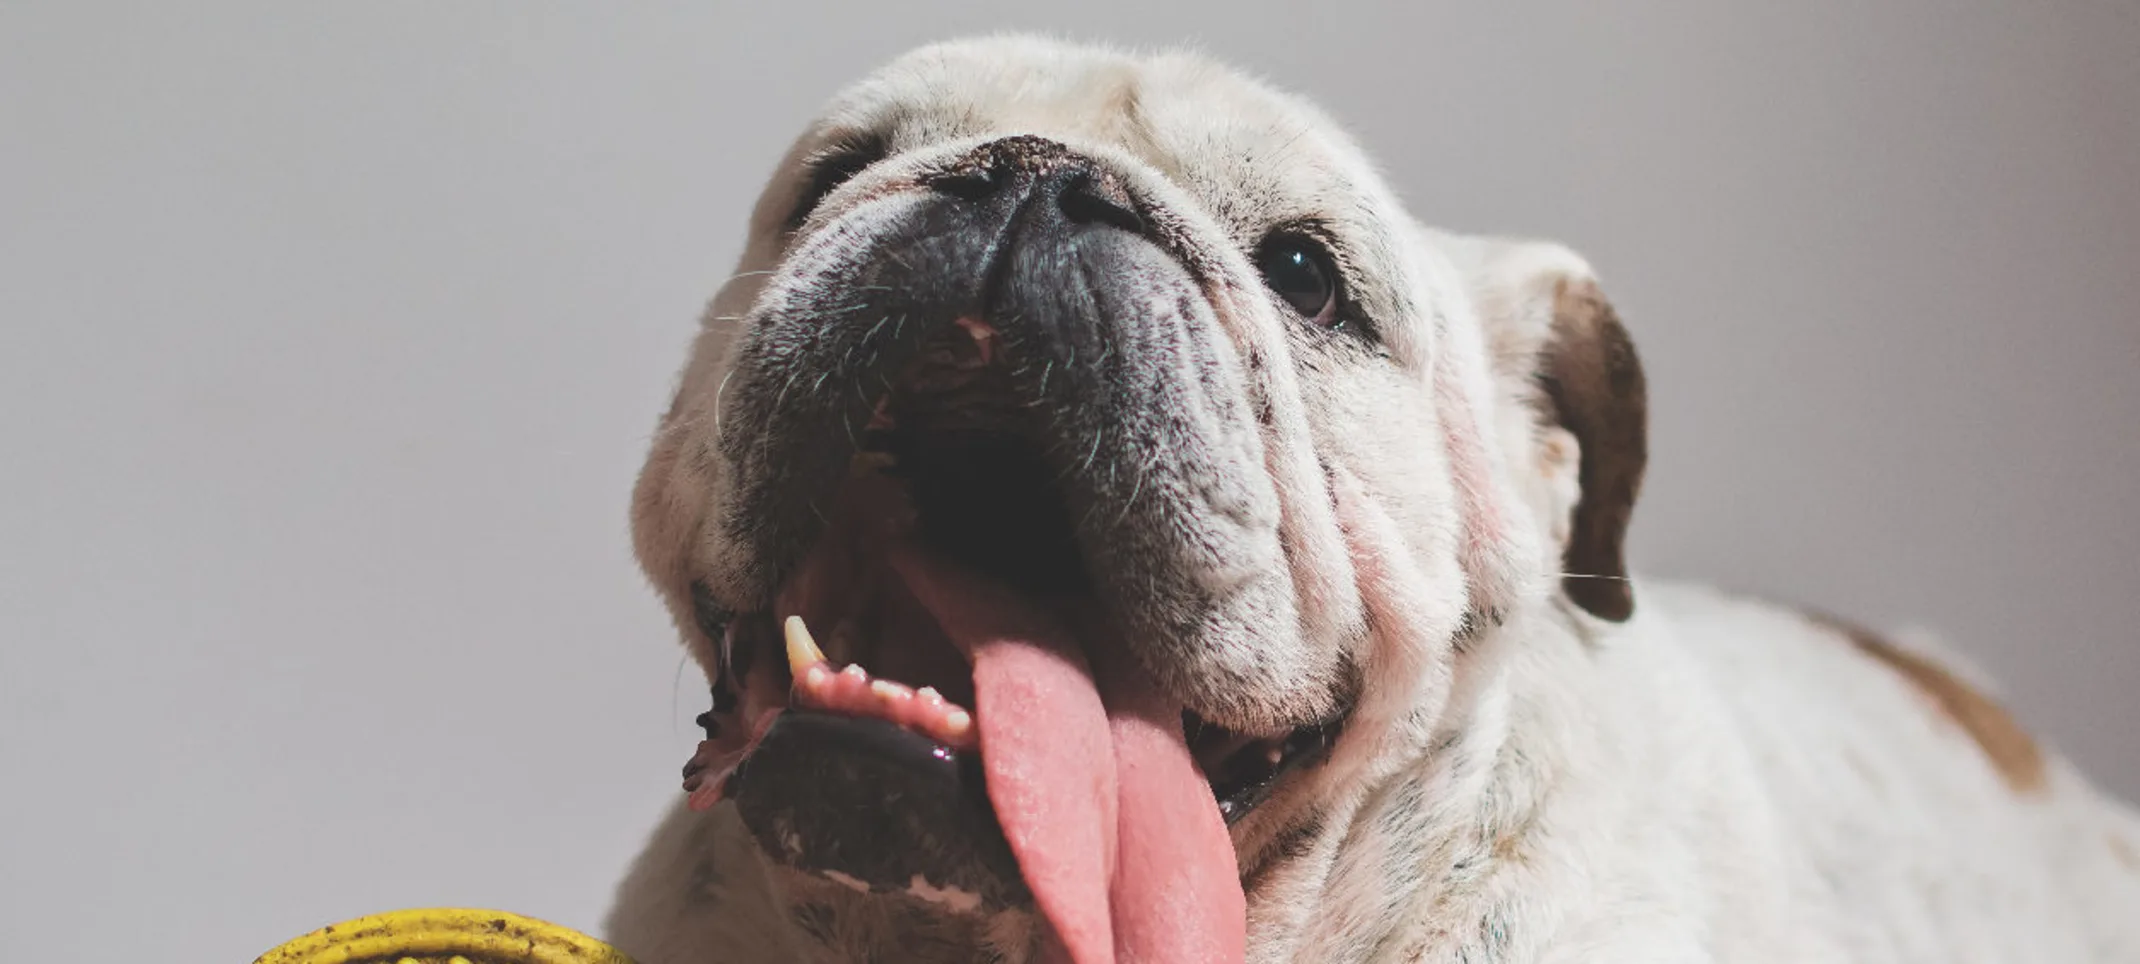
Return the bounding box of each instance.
[1535,278,1648,621]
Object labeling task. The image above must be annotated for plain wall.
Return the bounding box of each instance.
[2,2,2134,959]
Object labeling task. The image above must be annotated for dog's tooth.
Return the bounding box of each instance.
[870,679,912,701]
[841,664,869,681]
[784,615,828,679]
[916,686,945,705]
[942,708,973,740]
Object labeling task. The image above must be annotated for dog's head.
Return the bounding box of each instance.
[631,35,1646,961]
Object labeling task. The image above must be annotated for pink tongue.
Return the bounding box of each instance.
[891,550,1246,964]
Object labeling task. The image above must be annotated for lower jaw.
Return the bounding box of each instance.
[679,628,1344,903]
[678,554,1348,964]
[725,709,1031,913]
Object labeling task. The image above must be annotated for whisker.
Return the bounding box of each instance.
[860,313,892,347]
[1076,428,1106,476]
[671,653,692,736]
[711,369,737,442]
[1112,446,1155,529]
[708,269,778,305]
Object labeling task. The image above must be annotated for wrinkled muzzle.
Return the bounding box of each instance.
[675,136,1357,963]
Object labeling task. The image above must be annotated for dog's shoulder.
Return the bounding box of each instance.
[1632,582,2046,796]
[1598,580,2140,961]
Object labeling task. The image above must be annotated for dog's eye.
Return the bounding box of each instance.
[1255,235,1340,328]
[787,133,890,229]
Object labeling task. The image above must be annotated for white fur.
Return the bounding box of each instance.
[608,35,2140,963]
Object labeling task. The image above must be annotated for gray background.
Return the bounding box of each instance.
[2,2,2134,959]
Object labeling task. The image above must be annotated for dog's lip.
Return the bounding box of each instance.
[1191,709,1346,824]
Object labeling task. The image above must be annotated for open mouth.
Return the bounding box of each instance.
[681,319,1340,824]
[677,317,1343,960]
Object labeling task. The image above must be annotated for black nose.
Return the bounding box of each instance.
[920,135,1146,235]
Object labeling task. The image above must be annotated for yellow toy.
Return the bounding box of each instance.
[254,907,633,964]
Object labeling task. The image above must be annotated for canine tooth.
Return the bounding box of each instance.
[784,615,827,678]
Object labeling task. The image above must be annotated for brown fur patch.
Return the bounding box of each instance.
[1806,610,2047,795]
[1539,278,1647,622]
[2111,833,2139,871]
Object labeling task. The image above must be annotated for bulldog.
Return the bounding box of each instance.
[605,35,2140,963]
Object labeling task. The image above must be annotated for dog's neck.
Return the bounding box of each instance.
[1239,599,1596,961]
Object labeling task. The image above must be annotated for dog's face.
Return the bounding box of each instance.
[632,35,1646,961]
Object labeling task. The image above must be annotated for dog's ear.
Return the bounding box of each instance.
[1438,236,1648,621]
[1536,275,1647,620]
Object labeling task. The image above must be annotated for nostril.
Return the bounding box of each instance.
[928,167,1000,202]
[1056,173,1145,234]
